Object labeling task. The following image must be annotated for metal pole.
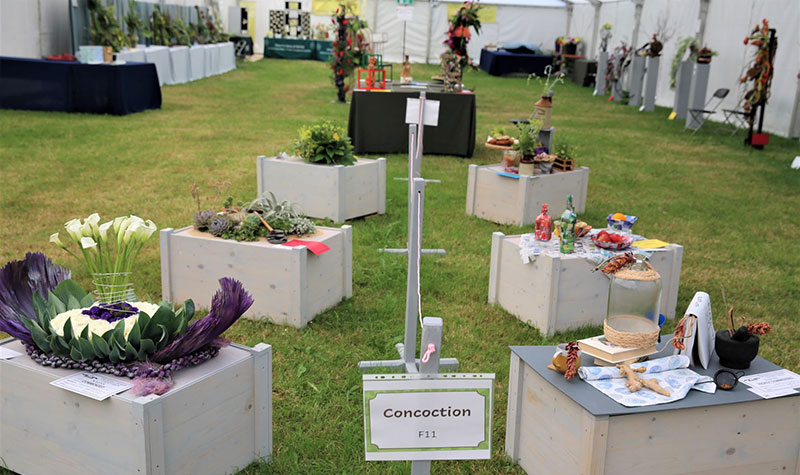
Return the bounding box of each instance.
[403,178,426,373]
[402,21,407,59]
[410,316,443,475]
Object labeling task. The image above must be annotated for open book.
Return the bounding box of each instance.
[674,291,715,369]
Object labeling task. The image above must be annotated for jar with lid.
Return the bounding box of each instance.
[604,259,662,348]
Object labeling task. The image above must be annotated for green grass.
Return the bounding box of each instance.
[1,58,799,474]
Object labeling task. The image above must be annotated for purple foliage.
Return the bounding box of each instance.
[152,278,253,363]
[132,377,174,396]
[0,252,71,344]
[82,302,139,323]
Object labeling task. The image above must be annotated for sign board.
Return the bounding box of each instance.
[363,373,494,461]
[397,5,414,22]
[397,0,414,4]
[405,98,440,127]
[50,372,133,401]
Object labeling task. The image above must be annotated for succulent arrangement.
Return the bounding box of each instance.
[292,121,357,166]
[191,183,316,241]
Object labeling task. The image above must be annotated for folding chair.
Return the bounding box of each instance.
[686,88,729,135]
[721,107,751,136]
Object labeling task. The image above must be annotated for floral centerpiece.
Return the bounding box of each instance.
[88,0,127,56]
[695,45,717,63]
[740,19,775,115]
[330,4,369,102]
[1,250,252,396]
[556,36,581,55]
[443,1,482,72]
[293,121,356,166]
[599,23,612,53]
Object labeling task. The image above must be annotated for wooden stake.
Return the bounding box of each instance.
[253,213,274,232]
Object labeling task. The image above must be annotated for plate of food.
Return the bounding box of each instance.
[591,230,633,250]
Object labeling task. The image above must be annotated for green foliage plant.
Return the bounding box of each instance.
[513,119,543,157]
[292,121,357,166]
[87,0,127,52]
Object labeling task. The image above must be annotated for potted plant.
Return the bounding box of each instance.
[123,0,145,48]
[513,120,542,176]
[292,121,357,166]
[715,292,771,369]
[599,23,612,53]
[695,45,717,63]
[87,0,127,61]
[528,66,564,129]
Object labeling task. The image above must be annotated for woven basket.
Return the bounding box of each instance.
[604,316,660,348]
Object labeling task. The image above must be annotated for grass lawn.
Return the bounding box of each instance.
[1,58,798,474]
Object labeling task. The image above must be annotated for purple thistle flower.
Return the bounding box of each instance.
[0,252,71,344]
[153,277,253,363]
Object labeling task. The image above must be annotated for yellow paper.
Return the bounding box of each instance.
[668,111,677,120]
[446,3,497,24]
[633,239,670,250]
[312,0,360,16]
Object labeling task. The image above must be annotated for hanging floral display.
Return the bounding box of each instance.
[330,4,369,102]
[740,19,777,114]
[443,1,483,72]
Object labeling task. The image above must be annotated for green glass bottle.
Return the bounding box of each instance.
[560,194,577,254]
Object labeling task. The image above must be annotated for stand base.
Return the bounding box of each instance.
[358,343,459,372]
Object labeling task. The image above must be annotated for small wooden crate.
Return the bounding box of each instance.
[553,157,574,171]
[489,232,683,335]
[160,225,353,328]
[506,346,800,475]
[256,155,386,223]
[466,164,589,226]
[0,337,272,475]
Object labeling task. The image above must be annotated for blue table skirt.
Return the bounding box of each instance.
[0,56,161,115]
[479,49,554,77]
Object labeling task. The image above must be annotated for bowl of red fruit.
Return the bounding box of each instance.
[591,230,633,250]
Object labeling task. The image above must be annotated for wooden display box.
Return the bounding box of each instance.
[256,155,386,223]
[160,225,352,328]
[489,232,683,335]
[0,337,272,475]
[505,345,800,475]
[466,164,589,226]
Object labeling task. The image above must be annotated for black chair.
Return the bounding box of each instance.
[686,88,729,134]
[721,107,751,136]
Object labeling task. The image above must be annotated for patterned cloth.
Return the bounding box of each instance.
[578,355,716,407]
[518,230,657,266]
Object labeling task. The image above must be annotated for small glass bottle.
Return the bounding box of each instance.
[535,204,553,241]
[559,194,576,254]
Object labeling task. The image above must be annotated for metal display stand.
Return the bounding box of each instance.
[359,93,458,475]
[672,60,692,119]
[685,62,710,130]
[627,55,646,107]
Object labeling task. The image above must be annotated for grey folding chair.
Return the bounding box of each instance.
[686,88,729,135]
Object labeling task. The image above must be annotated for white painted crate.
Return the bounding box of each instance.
[160,226,353,328]
[466,164,589,226]
[488,232,683,336]
[0,337,272,475]
[256,155,386,223]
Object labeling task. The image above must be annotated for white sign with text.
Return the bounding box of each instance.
[50,372,133,401]
[363,374,493,461]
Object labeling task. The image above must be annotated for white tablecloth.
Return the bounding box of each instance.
[169,46,190,84]
[218,42,236,73]
[204,44,221,76]
[144,46,173,85]
[189,46,205,81]
[115,48,145,62]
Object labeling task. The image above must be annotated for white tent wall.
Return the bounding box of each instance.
[0,0,71,58]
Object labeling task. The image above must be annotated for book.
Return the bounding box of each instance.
[578,335,657,364]
[673,291,715,368]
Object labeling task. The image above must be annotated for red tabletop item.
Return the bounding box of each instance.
[281,240,331,256]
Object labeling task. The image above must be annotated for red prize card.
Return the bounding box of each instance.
[281,240,331,256]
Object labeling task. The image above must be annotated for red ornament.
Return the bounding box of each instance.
[338,69,344,75]
[347,37,352,46]
[344,84,349,91]
[333,41,338,47]
[343,19,349,25]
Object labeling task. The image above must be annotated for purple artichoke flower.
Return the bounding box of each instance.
[0,252,71,344]
[153,277,253,363]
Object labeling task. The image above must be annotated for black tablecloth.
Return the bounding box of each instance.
[479,49,554,76]
[0,56,161,115]
[348,89,476,157]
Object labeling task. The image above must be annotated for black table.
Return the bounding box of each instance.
[0,56,161,115]
[479,49,553,76]
[348,87,476,157]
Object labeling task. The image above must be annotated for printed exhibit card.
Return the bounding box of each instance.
[50,372,134,401]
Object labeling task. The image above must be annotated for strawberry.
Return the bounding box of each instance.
[610,234,623,244]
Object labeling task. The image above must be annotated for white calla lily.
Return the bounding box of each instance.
[136,220,158,241]
[85,213,101,235]
[49,232,66,249]
[123,221,142,244]
[112,216,126,234]
[98,221,113,241]
[65,220,83,242]
[80,236,98,249]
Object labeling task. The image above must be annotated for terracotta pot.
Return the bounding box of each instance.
[532,97,553,129]
[715,330,759,369]
[102,46,113,63]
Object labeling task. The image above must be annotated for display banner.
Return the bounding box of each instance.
[363,373,494,461]
[446,3,496,24]
[312,0,360,16]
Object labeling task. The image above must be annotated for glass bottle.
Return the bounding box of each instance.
[605,259,663,346]
[535,204,553,241]
[559,194,576,254]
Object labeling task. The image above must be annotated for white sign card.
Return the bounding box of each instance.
[50,372,134,401]
[363,373,494,461]
[405,98,440,127]
[397,5,414,22]
[674,291,715,368]
[0,346,23,360]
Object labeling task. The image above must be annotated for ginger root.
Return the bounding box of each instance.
[617,363,671,397]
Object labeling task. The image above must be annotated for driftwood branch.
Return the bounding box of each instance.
[617,363,671,396]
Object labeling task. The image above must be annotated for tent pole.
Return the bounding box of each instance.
[627,0,644,91]
[565,3,573,37]
[588,0,601,61]
[696,0,710,46]
[425,1,433,64]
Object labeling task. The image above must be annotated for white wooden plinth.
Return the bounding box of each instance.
[160,226,353,328]
[0,337,272,475]
[256,155,386,223]
[488,232,683,335]
[505,352,800,475]
[466,164,589,226]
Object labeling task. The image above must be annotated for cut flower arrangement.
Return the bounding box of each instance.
[0,213,254,397]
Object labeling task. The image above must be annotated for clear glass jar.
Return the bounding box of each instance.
[605,259,662,346]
